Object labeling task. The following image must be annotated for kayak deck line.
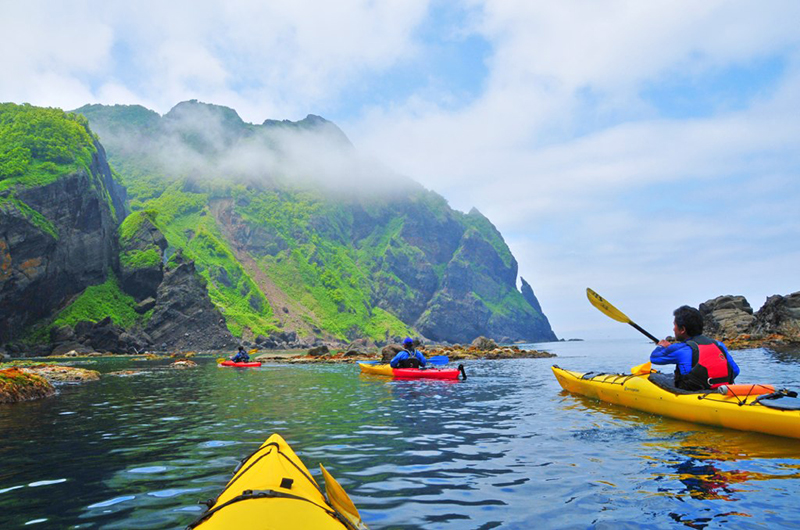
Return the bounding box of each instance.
[552,365,800,439]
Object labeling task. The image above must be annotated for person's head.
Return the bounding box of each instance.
[238,346,245,352]
[403,337,414,349]
[672,305,703,339]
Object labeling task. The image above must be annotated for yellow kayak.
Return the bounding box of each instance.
[552,365,800,439]
[188,433,367,529]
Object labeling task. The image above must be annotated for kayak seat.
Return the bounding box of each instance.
[648,372,709,395]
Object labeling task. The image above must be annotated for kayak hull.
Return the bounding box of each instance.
[219,361,262,368]
[552,365,800,439]
[358,363,462,380]
[189,433,362,529]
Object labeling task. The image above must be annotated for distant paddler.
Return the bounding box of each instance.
[230,345,250,364]
[389,337,427,368]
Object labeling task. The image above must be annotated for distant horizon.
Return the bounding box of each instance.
[3,2,798,340]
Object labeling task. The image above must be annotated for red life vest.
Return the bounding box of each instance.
[678,335,734,390]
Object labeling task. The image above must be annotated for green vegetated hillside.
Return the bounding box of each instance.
[0,103,134,345]
[70,101,555,344]
[0,103,99,235]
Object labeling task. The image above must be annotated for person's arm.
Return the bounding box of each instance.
[650,342,693,374]
[717,341,740,379]
[389,351,406,368]
[416,351,426,367]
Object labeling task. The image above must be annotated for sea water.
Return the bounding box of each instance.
[1,339,799,529]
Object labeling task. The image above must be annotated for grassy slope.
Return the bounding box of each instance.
[143,183,277,338]
[0,104,99,238]
[23,274,149,344]
[235,187,413,340]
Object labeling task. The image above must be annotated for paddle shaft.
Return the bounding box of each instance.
[628,321,660,344]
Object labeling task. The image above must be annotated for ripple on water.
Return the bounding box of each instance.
[200,440,237,448]
[28,479,67,487]
[87,495,136,509]
[2,349,800,529]
[128,466,169,474]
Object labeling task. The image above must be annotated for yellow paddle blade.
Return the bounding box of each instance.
[248,348,258,354]
[320,464,367,529]
[587,288,631,324]
[216,358,226,364]
[631,361,652,375]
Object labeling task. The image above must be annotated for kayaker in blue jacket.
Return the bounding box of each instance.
[390,337,427,369]
[231,346,250,363]
[650,305,739,390]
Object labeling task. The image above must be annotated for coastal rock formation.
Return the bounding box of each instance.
[76,102,558,347]
[699,295,755,339]
[0,368,55,403]
[701,291,800,347]
[749,292,800,342]
[21,364,100,383]
[144,252,236,351]
[471,336,498,351]
[119,214,166,301]
[0,139,126,343]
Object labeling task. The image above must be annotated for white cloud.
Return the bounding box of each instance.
[350,2,800,339]
[2,0,798,340]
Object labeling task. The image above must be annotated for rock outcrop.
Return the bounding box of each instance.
[415,211,556,344]
[699,295,756,339]
[701,291,800,347]
[144,252,236,351]
[0,141,126,343]
[749,292,800,342]
[119,213,167,301]
[0,368,55,403]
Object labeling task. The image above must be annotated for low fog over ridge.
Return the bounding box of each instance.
[76,100,419,198]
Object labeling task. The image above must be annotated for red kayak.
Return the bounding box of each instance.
[359,363,466,380]
[219,361,262,368]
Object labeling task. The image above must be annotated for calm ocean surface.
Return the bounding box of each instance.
[1,339,799,529]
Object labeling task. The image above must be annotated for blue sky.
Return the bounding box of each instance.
[2,1,799,340]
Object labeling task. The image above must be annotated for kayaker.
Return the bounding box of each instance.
[390,337,427,369]
[650,305,740,390]
[230,346,250,363]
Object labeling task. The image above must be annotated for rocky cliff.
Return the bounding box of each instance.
[1,103,237,356]
[700,292,800,347]
[1,101,557,355]
[73,101,557,346]
[0,104,126,343]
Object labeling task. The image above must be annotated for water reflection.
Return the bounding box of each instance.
[559,388,800,528]
[2,351,799,528]
[764,346,800,366]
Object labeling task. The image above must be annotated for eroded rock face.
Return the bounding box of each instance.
[699,291,800,346]
[415,217,556,344]
[750,292,800,341]
[0,143,126,343]
[144,252,236,351]
[699,295,755,340]
[119,216,167,301]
